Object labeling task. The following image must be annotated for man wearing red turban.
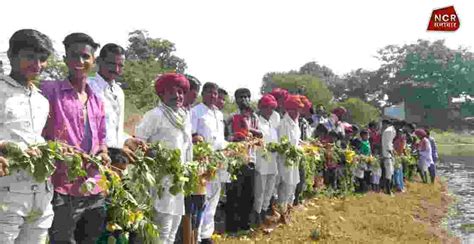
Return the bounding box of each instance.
[259,93,278,109]
[414,128,434,183]
[252,94,279,225]
[271,88,289,116]
[294,95,312,208]
[283,95,304,120]
[275,94,303,223]
[155,73,190,109]
[136,72,192,244]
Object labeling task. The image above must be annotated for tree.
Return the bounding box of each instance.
[299,61,338,84]
[121,59,168,114]
[260,73,334,108]
[299,61,346,100]
[337,97,380,126]
[126,30,187,73]
[402,53,474,100]
[121,30,188,114]
[41,55,68,80]
[260,71,298,95]
[374,40,473,100]
[340,69,373,99]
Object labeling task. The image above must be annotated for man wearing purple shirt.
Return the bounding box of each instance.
[41,33,110,244]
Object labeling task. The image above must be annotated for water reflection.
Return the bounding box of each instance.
[437,156,474,244]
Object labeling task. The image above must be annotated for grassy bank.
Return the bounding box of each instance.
[217,180,460,244]
[432,131,474,157]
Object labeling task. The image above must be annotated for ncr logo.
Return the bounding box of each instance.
[427,6,460,31]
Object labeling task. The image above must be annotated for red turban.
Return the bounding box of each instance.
[414,128,427,138]
[258,94,278,109]
[154,73,190,95]
[270,88,289,100]
[299,95,312,110]
[332,107,347,118]
[284,95,304,110]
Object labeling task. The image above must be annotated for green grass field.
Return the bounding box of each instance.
[432,131,474,157]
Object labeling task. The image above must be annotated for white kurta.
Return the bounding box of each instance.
[191,103,227,150]
[88,74,128,148]
[135,105,193,216]
[256,115,279,175]
[277,113,301,186]
[191,103,227,240]
[418,137,434,172]
[269,111,281,128]
[381,125,396,179]
[191,103,228,182]
[254,114,279,213]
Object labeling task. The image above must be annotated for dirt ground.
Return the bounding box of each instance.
[217,180,460,244]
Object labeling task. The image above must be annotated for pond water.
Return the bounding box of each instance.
[437,156,474,244]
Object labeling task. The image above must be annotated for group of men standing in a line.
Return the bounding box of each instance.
[0,29,303,244]
[0,28,439,244]
[0,29,152,244]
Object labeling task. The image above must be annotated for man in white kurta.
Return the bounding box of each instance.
[191,82,227,243]
[0,29,54,244]
[381,119,396,195]
[275,95,303,220]
[88,44,147,164]
[88,44,128,148]
[135,73,192,244]
[254,94,279,224]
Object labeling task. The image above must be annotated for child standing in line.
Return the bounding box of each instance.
[356,130,371,193]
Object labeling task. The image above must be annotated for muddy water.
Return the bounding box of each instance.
[437,156,474,244]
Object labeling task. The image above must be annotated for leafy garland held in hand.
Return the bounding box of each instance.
[266,136,305,167]
[1,141,160,244]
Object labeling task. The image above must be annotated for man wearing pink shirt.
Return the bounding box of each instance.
[41,32,110,244]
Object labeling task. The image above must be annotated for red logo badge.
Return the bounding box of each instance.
[427,6,460,31]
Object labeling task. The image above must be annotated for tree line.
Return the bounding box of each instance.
[11,30,472,128]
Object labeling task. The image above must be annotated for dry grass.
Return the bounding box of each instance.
[217,180,460,244]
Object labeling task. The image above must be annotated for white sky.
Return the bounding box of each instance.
[1,0,472,98]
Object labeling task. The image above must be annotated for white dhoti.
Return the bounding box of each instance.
[253,172,277,213]
[384,158,394,180]
[154,212,182,244]
[199,180,221,240]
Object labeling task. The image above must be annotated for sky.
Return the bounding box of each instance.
[0,0,473,99]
